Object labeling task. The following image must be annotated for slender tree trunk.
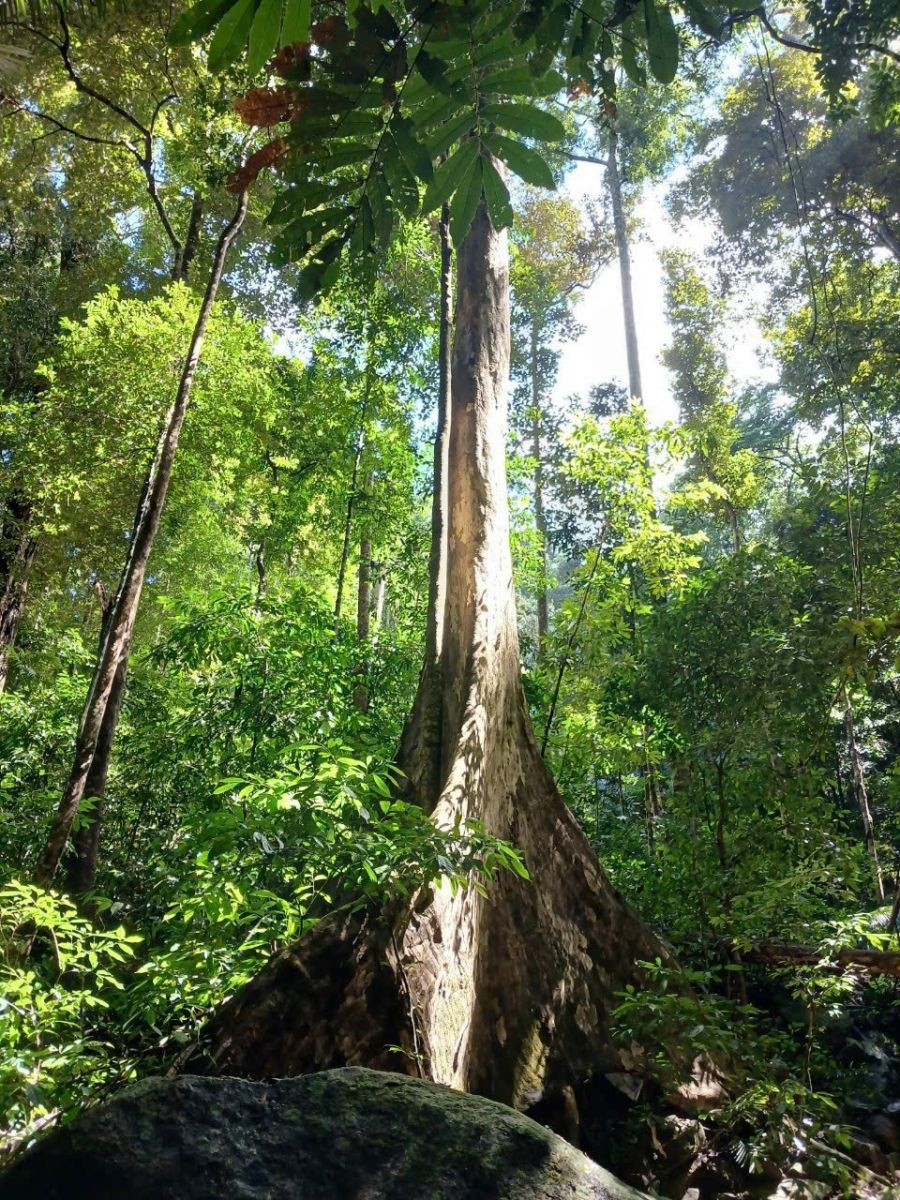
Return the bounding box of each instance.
[195,201,678,1115]
[65,592,128,897]
[373,570,386,628]
[357,540,372,643]
[34,191,248,889]
[607,128,642,405]
[334,439,363,627]
[843,686,885,901]
[0,500,37,694]
[530,320,549,648]
[353,520,372,714]
[176,193,204,282]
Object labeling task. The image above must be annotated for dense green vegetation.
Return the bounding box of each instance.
[0,0,897,1195]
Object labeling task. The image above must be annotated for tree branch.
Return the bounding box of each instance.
[742,938,900,978]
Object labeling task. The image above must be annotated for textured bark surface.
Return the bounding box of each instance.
[842,688,884,901]
[196,203,675,1112]
[530,319,549,646]
[0,502,37,695]
[0,1070,647,1200]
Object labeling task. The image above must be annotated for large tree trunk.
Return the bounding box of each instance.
[194,202,674,1111]
[34,191,248,889]
[530,319,549,648]
[396,205,453,808]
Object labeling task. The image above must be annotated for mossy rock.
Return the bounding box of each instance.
[0,1067,648,1199]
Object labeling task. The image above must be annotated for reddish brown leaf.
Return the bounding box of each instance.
[270,42,311,77]
[234,86,301,128]
[310,15,342,44]
[227,137,288,193]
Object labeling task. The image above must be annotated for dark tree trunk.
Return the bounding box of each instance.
[175,193,204,282]
[0,498,37,694]
[353,521,372,714]
[34,192,248,889]
[334,439,363,627]
[193,201,676,1111]
[843,687,885,901]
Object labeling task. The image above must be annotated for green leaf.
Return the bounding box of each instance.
[280,0,310,44]
[421,139,478,214]
[449,153,482,248]
[315,144,373,170]
[367,169,394,246]
[482,157,513,231]
[208,0,256,72]
[380,140,419,217]
[473,33,521,69]
[621,31,647,86]
[248,0,282,74]
[426,108,478,158]
[479,102,566,142]
[682,0,722,37]
[169,0,234,46]
[643,0,679,84]
[483,132,556,190]
[480,67,565,97]
[391,119,433,183]
[415,48,453,94]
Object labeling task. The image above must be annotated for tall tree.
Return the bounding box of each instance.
[510,192,609,646]
[169,0,703,1114]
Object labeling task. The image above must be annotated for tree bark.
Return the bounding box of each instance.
[194,201,676,1111]
[334,435,364,627]
[743,939,900,978]
[607,129,642,405]
[65,646,128,897]
[530,320,549,648]
[0,498,37,694]
[842,687,885,901]
[353,518,372,714]
[34,191,248,889]
[373,570,386,628]
[396,205,453,808]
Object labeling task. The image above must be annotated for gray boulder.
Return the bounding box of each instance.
[0,1067,648,1199]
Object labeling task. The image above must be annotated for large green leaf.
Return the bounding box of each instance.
[421,139,479,214]
[483,132,556,189]
[449,154,483,248]
[247,0,281,74]
[481,157,513,231]
[168,0,234,47]
[682,0,722,37]
[480,67,565,97]
[426,108,479,158]
[391,118,433,183]
[621,27,647,86]
[208,0,257,71]
[280,0,310,45]
[643,0,679,84]
[479,102,566,141]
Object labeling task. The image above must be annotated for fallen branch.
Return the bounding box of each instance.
[743,939,900,978]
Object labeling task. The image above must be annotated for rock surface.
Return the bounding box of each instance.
[0,1067,648,1200]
